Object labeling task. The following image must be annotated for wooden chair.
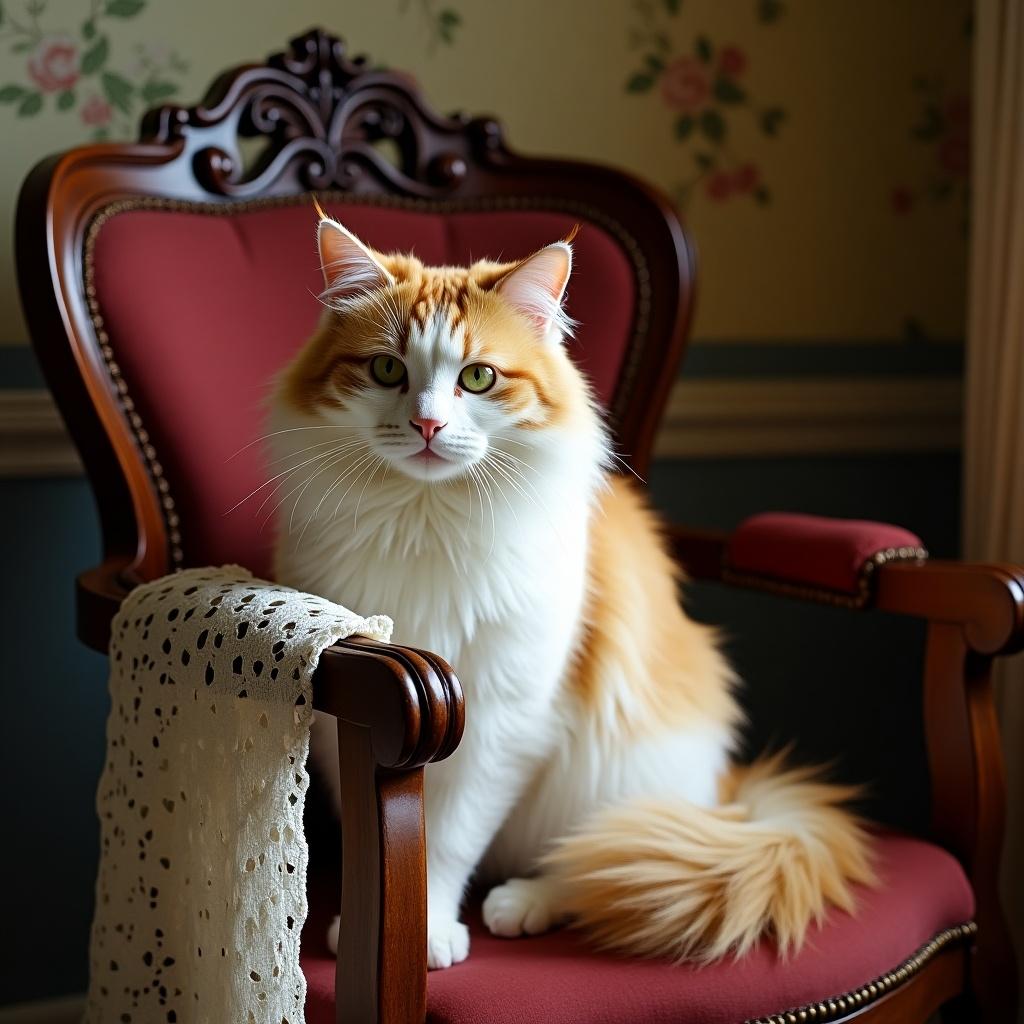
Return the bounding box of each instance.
[17,27,1021,1024]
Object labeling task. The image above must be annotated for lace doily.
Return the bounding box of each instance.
[85,566,392,1024]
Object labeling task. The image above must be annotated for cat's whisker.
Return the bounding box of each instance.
[255,439,371,519]
[226,424,365,461]
[292,448,377,544]
[225,441,361,516]
[265,434,371,467]
[353,456,387,531]
[313,450,381,540]
[266,444,369,533]
[609,450,646,484]
[288,442,372,534]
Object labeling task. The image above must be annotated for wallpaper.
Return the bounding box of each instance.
[0,0,970,346]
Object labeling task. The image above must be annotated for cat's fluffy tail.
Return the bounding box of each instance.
[541,752,875,962]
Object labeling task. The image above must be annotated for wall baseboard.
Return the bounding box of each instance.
[0,378,962,479]
[0,994,84,1024]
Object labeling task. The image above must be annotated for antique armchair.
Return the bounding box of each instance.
[17,28,1022,1024]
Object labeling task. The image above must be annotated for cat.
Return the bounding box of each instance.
[269,210,874,970]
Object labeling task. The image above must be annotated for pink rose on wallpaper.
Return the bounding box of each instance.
[890,187,915,214]
[944,94,970,135]
[661,56,710,113]
[718,46,747,78]
[28,35,80,93]
[705,170,733,201]
[938,137,969,177]
[732,163,759,192]
[81,94,112,127]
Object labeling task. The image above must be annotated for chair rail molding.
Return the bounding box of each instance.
[0,377,961,479]
[0,389,81,476]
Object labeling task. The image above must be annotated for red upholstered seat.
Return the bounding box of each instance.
[90,200,636,578]
[301,834,973,1023]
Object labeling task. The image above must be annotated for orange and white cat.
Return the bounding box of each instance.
[270,212,873,970]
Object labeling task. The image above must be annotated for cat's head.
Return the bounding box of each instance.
[274,215,602,486]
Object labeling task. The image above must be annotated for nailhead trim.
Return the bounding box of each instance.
[82,190,651,570]
[721,544,929,609]
[743,921,976,1024]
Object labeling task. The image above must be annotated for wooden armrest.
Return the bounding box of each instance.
[78,559,464,1024]
[665,523,1024,656]
[666,520,1022,1007]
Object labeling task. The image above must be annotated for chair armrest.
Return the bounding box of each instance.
[78,558,464,1024]
[666,515,1023,1008]
[666,518,1024,656]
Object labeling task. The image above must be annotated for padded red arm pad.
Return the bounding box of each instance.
[725,512,927,598]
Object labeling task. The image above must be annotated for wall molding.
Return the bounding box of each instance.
[0,390,82,476]
[655,376,962,458]
[0,378,962,479]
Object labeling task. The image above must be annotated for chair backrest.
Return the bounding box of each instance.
[18,28,695,582]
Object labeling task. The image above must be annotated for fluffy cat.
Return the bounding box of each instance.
[269,211,874,970]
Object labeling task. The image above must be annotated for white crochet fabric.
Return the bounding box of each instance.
[85,566,392,1024]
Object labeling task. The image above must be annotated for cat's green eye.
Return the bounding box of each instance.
[459,363,496,394]
[370,354,406,387]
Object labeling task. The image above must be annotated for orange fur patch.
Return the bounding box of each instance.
[567,476,741,737]
[543,751,875,962]
[278,248,589,430]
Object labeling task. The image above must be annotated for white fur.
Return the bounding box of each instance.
[270,282,733,968]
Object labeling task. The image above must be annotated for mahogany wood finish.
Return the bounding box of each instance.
[668,521,1023,1022]
[18,25,1022,1024]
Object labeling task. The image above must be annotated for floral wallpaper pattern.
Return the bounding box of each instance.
[890,79,970,219]
[0,0,188,139]
[624,0,786,208]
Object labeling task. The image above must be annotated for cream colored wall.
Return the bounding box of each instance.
[0,0,970,346]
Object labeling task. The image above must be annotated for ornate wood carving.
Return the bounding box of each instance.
[140,28,507,199]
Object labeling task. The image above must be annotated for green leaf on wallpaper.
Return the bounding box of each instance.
[760,106,785,135]
[693,151,715,170]
[654,32,671,52]
[753,185,771,205]
[82,18,96,39]
[0,84,25,103]
[57,89,75,111]
[82,36,110,75]
[714,78,745,103]
[12,40,32,53]
[101,71,134,113]
[662,0,681,13]
[758,0,784,23]
[912,104,943,141]
[626,73,654,93]
[437,8,461,43]
[929,181,954,201]
[695,35,712,62]
[141,79,178,103]
[699,108,725,142]
[17,92,43,117]
[0,1,5,26]
[105,0,146,16]
[675,114,693,139]
[645,54,664,73]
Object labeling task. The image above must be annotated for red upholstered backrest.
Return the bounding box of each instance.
[91,200,637,577]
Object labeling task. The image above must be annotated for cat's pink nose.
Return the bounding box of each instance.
[410,417,446,443]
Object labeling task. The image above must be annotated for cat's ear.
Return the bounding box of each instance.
[317,217,394,301]
[496,241,574,341]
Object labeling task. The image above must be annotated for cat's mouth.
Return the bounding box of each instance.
[410,447,448,464]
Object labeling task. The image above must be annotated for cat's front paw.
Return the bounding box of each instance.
[482,877,563,938]
[427,917,470,970]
